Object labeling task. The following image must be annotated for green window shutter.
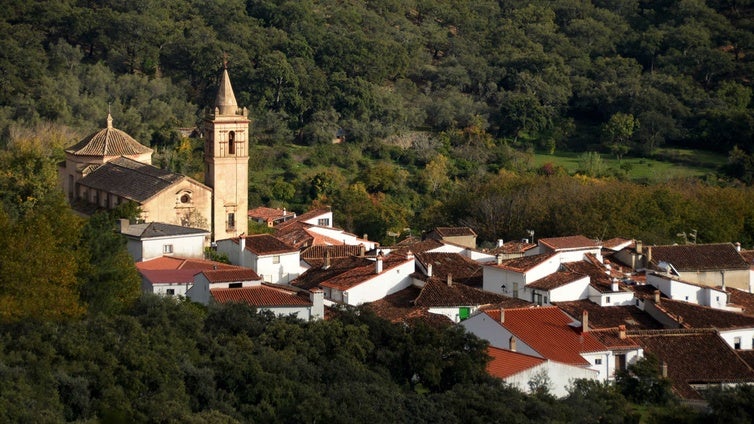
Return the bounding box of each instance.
[459,307,470,320]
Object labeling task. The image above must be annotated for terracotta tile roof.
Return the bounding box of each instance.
[491,252,557,272]
[136,256,237,271]
[291,256,374,290]
[139,269,199,284]
[555,300,663,330]
[527,271,586,290]
[602,238,634,251]
[122,222,208,238]
[488,241,537,255]
[725,288,754,315]
[652,298,754,329]
[562,258,617,293]
[66,114,152,157]
[735,350,754,369]
[201,268,261,283]
[240,234,297,255]
[390,238,445,255]
[588,328,641,349]
[274,221,313,248]
[413,279,508,307]
[276,208,331,229]
[364,286,452,327]
[629,329,754,399]
[320,254,412,291]
[78,157,186,203]
[247,206,294,222]
[415,252,483,287]
[211,284,311,307]
[483,306,608,365]
[478,297,536,310]
[648,243,749,271]
[740,249,754,265]
[538,235,600,250]
[301,244,364,261]
[430,227,477,237]
[486,346,545,379]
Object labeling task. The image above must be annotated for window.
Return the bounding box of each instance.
[606,296,611,304]
[735,337,742,349]
[272,255,280,264]
[227,212,235,230]
[229,282,242,289]
[166,289,175,296]
[595,358,602,365]
[228,131,235,155]
[459,307,470,321]
[317,218,330,226]
[180,193,191,204]
[615,354,626,371]
[163,244,173,254]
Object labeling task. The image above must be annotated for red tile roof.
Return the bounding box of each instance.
[484,306,608,365]
[652,298,754,329]
[136,256,237,271]
[488,241,537,255]
[648,243,749,271]
[538,235,600,250]
[555,300,663,330]
[139,269,199,284]
[247,206,294,221]
[415,252,483,287]
[390,238,445,255]
[320,254,412,291]
[211,284,311,307]
[602,238,633,251]
[364,286,452,328]
[291,256,374,290]
[276,208,331,229]
[486,346,545,379]
[527,271,586,290]
[201,268,261,283]
[630,329,754,399]
[413,279,508,307]
[239,234,297,255]
[491,252,557,273]
[430,227,477,237]
[725,287,754,315]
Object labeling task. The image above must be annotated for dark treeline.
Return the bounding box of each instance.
[1,295,751,423]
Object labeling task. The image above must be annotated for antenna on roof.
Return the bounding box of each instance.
[527,229,535,244]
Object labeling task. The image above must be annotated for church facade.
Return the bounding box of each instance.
[59,66,249,241]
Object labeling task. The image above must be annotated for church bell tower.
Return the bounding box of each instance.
[204,64,249,241]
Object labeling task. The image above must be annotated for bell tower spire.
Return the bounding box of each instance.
[204,63,249,241]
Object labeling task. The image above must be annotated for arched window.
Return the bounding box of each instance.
[228,131,235,155]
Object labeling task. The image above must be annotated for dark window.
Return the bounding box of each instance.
[227,213,235,230]
[229,282,242,288]
[163,244,173,254]
[180,193,191,204]
[228,131,235,155]
[615,354,626,371]
[735,337,742,349]
[166,289,175,296]
[317,218,330,226]
[595,358,602,365]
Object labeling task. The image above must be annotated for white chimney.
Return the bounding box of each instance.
[427,263,433,277]
[310,288,325,320]
[239,235,246,267]
[736,242,741,252]
[499,308,505,323]
[447,274,453,287]
[509,336,517,352]
[323,250,331,270]
[497,239,504,248]
[375,253,383,274]
[496,254,503,265]
[611,279,619,292]
[582,310,589,332]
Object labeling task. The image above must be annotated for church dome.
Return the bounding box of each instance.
[66,113,153,157]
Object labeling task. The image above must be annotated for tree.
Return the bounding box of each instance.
[615,354,674,405]
[602,112,639,161]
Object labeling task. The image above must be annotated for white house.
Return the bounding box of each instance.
[522,271,591,305]
[487,346,599,397]
[187,268,263,305]
[216,234,302,284]
[138,269,198,297]
[646,272,729,309]
[211,285,324,321]
[319,252,415,305]
[121,220,209,262]
[535,235,603,263]
[483,253,561,296]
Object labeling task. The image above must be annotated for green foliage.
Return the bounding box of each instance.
[703,385,754,423]
[615,354,674,405]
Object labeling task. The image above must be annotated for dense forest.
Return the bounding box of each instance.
[2,0,754,245]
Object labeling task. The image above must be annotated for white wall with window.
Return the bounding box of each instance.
[719,328,754,350]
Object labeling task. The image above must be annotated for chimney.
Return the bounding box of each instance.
[447,274,453,287]
[359,244,366,257]
[363,233,368,241]
[323,250,331,270]
[661,361,668,378]
[375,253,383,274]
[618,324,626,340]
[611,279,619,292]
[497,239,504,248]
[427,263,433,277]
[509,336,517,352]
[736,242,741,252]
[582,310,589,332]
[647,246,652,263]
[118,218,130,233]
[635,240,643,255]
[499,308,505,323]
[406,249,413,260]
[239,235,246,267]
[496,254,503,265]
[310,288,325,320]
[654,290,661,304]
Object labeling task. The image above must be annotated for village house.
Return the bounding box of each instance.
[216,234,302,284]
[211,285,324,320]
[187,268,263,304]
[136,256,238,297]
[425,226,478,249]
[248,206,296,227]
[120,220,209,262]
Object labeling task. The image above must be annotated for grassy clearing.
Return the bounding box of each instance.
[534,149,726,183]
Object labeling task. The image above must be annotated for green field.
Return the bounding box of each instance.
[534,148,727,182]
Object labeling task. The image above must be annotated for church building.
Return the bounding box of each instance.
[59,65,249,241]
